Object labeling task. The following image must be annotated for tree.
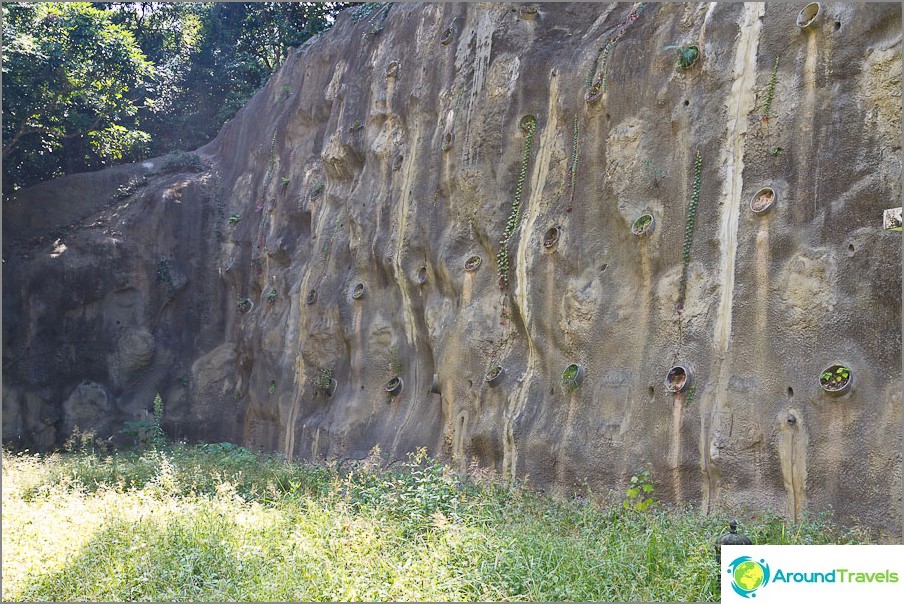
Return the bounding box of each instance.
[2,2,353,193]
[2,2,154,192]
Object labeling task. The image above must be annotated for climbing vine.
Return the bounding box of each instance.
[567,114,579,212]
[496,115,537,289]
[585,3,646,102]
[762,56,779,121]
[253,133,278,265]
[677,151,702,310]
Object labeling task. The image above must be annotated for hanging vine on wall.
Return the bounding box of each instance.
[585,3,646,102]
[496,114,538,289]
[252,133,278,267]
[568,114,579,212]
[677,150,702,311]
[762,56,780,121]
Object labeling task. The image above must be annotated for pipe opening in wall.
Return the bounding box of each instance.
[352,283,365,300]
[632,213,654,236]
[386,60,400,78]
[683,99,690,107]
[848,244,855,254]
[416,265,428,285]
[440,26,455,45]
[543,226,560,249]
[834,21,841,30]
[750,187,776,214]
[788,386,794,397]
[649,385,655,397]
[797,3,821,29]
[665,365,691,393]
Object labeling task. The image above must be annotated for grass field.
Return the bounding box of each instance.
[2,441,874,602]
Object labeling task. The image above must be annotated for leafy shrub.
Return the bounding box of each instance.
[159,151,205,174]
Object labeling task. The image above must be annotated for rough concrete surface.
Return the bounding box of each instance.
[3,3,901,537]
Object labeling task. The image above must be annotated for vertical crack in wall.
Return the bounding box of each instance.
[502,71,560,481]
[701,2,764,512]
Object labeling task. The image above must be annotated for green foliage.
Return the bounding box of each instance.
[390,347,402,378]
[623,468,656,512]
[675,45,700,70]
[151,393,166,449]
[266,288,278,302]
[2,2,349,193]
[2,2,153,191]
[770,146,784,156]
[568,115,579,210]
[228,214,240,226]
[584,4,646,100]
[2,444,875,602]
[268,380,276,395]
[678,151,703,309]
[685,383,698,406]
[314,367,334,392]
[115,175,149,199]
[763,56,780,120]
[159,151,205,174]
[496,115,537,289]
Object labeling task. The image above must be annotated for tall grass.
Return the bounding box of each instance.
[2,443,874,602]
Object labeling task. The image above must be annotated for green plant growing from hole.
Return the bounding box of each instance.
[178,374,190,387]
[671,44,699,70]
[228,214,240,226]
[267,289,278,303]
[820,366,850,391]
[236,296,253,313]
[496,115,537,289]
[269,380,277,395]
[770,147,784,156]
[561,364,582,391]
[281,177,290,186]
[623,467,656,512]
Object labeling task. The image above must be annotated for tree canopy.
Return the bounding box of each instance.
[2,2,351,194]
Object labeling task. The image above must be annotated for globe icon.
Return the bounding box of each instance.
[733,560,765,592]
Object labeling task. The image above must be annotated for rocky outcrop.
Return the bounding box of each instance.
[3,3,901,536]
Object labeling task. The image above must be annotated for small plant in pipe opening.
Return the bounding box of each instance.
[819,364,851,394]
[561,363,585,391]
[485,362,504,385]
[385,376,403,397]
[236,296,253,313]
[632,213,654,236]
[665,44,700,70]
